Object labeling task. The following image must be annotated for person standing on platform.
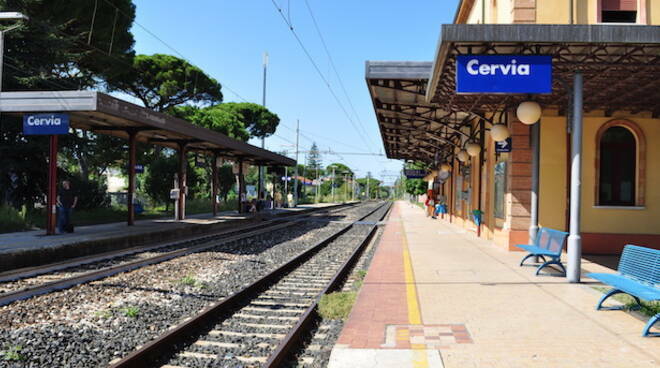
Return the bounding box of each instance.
[56,180,78,234]
[424,189,436,219]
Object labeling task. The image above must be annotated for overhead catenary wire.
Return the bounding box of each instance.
[269,0,377,154]
[302,0,376,151]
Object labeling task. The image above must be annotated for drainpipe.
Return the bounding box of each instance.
[567,72,583,283]
[569,0,574,24]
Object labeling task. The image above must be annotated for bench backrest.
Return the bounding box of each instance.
[536,228,569,256]
[618,245,660,286]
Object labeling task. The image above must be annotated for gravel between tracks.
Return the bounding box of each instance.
[0,203,382,368]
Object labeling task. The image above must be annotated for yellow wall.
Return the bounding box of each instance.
[581,116,660,234]
[538,114,660,235]
[539,116,567,230]
[650,0,660,24]
[537,0,570,24]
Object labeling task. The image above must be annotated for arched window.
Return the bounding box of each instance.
[596,120,645,207]
[599,127,635,205]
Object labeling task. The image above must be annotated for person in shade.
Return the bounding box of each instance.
[56,180,78,233]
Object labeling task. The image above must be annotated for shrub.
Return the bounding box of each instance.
[65,175,111,210]
[0,205,30,233]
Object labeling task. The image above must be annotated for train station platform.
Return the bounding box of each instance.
[329,201,659,368]
[0,203,338,273]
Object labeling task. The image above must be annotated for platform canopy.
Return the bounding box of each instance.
[366,24,660,164]
[0,90,296,166]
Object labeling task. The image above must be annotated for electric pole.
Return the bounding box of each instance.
[293,119,300,207]
[331,166,336,203]
[258,52,268,200]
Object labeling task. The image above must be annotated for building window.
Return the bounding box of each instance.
[595,120,646,207]
[494,160,507,219]
[599,0,637,23]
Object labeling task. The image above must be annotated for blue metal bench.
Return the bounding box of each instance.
[587,245,660,337]
[514,228,569,276]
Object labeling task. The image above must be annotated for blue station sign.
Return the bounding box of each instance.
[456,55,552,94]
[495,137,513,153]
[23,113,70,135]
[404,169,427,179]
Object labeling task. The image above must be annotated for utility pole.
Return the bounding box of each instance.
[315,166,320,203]
[331,166,336,203]
[258,52,268,201]
[344,173,348,202]
[351,175,355,201]
[366,175,371,200]
[293,119,299,207]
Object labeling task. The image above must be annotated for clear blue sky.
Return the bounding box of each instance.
[130,0,460,184]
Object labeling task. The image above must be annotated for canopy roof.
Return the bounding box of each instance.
[366,24,660,164]
[0,91,295,166]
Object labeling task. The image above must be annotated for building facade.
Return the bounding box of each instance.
[367,1,660,255]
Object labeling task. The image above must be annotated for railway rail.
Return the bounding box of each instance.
[108,201,391,368]
[0,203,356,307]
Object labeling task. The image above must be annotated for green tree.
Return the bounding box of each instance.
[405,179,426,197]
[357,175,381,200]
[217,165,235,202]
[306,142,322,173]
[110,54,222,111]
[172,105,249,141]
[214,103,280,138]
[0,0,136,208]
[145,154,199,210]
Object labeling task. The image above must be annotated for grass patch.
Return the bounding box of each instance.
[94,309,112,319]
[592,286,660,317]
[318,291,357,321]
[121,306,140,318]
[178,275,208,289]
[352,269,368,290]
[1,345,24,361]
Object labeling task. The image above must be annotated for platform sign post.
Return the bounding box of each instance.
[23,113,70,235]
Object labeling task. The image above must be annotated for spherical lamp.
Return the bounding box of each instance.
[457,150,469,162]
[440,163,451,172]
[516,101,542,125]
[466,142,481,157]
[490,124,510,142]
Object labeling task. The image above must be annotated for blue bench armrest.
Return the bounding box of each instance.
[587,273,660,302]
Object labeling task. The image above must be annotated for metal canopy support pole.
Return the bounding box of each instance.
[127,131,137,226]
[567,72,583,283]
[212,151,219,217]
[177,143,187,221]
[46,135,58,235]
[529,121,540,243]
[293,119,299,207]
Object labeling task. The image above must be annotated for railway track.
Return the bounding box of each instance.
[108,201,391,368]
[0,203,356,307]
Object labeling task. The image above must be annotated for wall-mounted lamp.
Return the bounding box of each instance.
[516,101,542,125]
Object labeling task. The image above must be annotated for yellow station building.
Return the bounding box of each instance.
[366,0,660,280]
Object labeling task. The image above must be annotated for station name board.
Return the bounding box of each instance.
[456,55,552,94]
[23,113,70,135]
[404,169,427,179]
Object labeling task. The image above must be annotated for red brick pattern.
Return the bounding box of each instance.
[335,203,409,348]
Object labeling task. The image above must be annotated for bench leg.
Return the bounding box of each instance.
[641,314,659,337]
[520,254,546,267]
[596,289,627,310]
[535,259,566,276]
